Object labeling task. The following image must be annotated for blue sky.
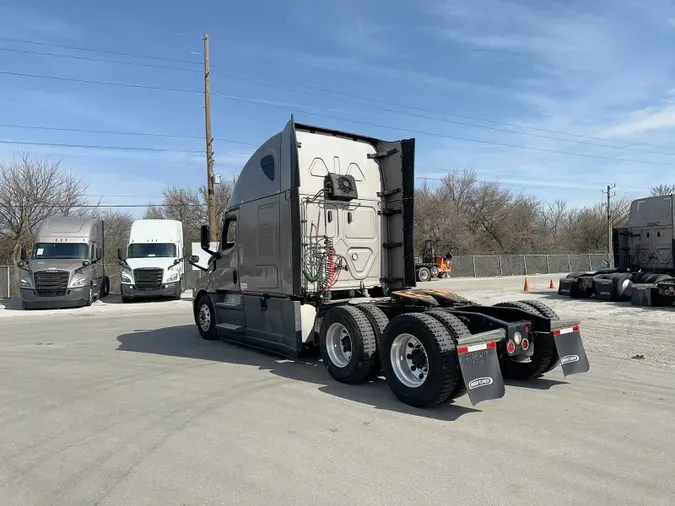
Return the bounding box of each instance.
[1,0,675,216]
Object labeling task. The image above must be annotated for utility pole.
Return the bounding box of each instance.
[203,33,217,242]
[602,183,616,267]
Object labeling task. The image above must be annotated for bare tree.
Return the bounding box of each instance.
[145,178,235,248]
[650,184,675,196]
[100,210,134,262]
[0,153,89,263]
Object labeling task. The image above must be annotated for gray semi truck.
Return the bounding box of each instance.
[18,216,110,309]
[189,116,589,409]
[558,194,675,306]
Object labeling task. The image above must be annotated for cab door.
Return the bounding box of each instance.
[211,210,246,336]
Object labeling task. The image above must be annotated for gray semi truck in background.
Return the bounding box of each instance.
[18,216,110,309]
[189,116,589,410]
[558,193,675,306]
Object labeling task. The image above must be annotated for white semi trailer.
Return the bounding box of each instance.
[118,219,184,302]
[189,117,590,408]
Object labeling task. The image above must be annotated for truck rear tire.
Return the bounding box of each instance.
[425,310,468,400]
[417,267,431,282]
[516,300,560,375]
[353,304,389,380]
[494,301,557,381]
[319,305,378,384]
[195,295,219,340]
[430,266,440,278]
[380,312,459,408]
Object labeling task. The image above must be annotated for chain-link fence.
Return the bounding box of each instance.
[0,254,610,298]
[414,253,610,278]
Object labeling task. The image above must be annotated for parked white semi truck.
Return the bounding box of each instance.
[189,117,590,409]
[118,219,184,303]
[18,216,109,309]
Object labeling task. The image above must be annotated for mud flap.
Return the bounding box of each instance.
[456,329,506,405]
[631,284,654,306]
[551,325,590,376]
[593,278,613,299]
[558,278,573,295]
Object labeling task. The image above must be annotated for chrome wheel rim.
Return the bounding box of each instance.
[325,322,352,368]
[199,303,211,332]
[390,333,429,388]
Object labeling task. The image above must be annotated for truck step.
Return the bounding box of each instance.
[216,323,245,334]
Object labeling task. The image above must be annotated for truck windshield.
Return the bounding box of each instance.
[32,242,89,260]
[128,243,177,258]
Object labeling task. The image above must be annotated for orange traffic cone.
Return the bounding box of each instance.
[549,279,555,289]
[523,276,531,292]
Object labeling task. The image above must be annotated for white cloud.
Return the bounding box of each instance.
[599,103,675,138]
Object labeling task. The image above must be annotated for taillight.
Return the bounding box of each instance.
[521,338,530,351]
[506,341,516,354]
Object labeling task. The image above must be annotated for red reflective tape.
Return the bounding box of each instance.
[457,346,468,354]
[487,341,496,349]
[553,329,561,336]
[573,325,580,332]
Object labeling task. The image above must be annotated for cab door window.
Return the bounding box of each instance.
[221,216,237,250]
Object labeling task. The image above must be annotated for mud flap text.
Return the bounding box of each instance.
[457,342,505,405]
[552,328,590,376]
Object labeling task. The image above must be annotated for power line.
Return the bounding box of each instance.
[0,36,194,64]
[210,95,675,168]
[3,68,672,168]
[5,45,675,158]
[3,36,675,154]
[0,139,204,154]
[0,203,208,209]
[0,123,258,146]
[0,123,643,188]
[0,46,193,72]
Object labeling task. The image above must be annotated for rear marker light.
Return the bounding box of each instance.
[457,341,496,354]
[553,325,580,336]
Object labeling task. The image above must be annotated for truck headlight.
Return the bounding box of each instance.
[121,271,133,284]
[70,276,87,288]
[166,271,179,282]
[20,278,32,288]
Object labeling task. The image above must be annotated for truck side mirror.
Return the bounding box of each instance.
[189,254,208,272]
[117,248,124,261]
[200,225,211,252]
[96,247,102,261]
[20,247,27,261]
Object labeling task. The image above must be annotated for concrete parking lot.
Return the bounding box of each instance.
[1,274,674,505]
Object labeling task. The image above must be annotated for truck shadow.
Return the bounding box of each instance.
[0,298,23,311]
[504,378,568,390]
[99,293,192,305]
[116,325,482,421]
